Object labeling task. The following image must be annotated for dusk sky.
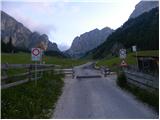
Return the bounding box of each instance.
[1,0,141,51]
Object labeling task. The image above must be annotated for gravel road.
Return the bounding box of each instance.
[52,63,158,119]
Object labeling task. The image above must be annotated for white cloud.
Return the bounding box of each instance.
[2,2,57,35]
[58,43,70,51]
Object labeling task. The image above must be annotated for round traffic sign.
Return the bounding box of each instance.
[32,48,40,56]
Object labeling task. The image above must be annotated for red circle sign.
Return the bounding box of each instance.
[32,48,40,56]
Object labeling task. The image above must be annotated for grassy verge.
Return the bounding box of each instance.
[117,72,159,112]
[1,71,64,119]
[1,52,88,68]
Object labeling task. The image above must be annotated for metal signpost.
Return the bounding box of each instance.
[31,48,42,86]
[119,48,127,67]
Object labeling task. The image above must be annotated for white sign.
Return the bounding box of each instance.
[119,49,126,59]
[132,46,137,52]
[31,48,42,61]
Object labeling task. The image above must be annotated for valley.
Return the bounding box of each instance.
[1,0,159,119]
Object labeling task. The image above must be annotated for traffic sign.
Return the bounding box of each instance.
[119,49,126,59]
[132,46,137,52]
[31,48,42,61]
[120,60,128,67]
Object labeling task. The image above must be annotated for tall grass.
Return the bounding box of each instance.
[1,71,64,119]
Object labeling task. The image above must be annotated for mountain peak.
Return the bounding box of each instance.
[129,0,159,19]
[66,27,114,58]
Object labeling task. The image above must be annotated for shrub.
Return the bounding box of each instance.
[117,72,127,88]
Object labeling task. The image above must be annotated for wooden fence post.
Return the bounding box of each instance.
[72,68,74,79]
[28,64,32,81]
[104,68,106,77]
[51,66,54,75]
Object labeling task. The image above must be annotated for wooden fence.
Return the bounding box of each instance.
[1,64,74,89]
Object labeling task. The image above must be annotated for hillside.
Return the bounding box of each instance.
[85,7,159,59]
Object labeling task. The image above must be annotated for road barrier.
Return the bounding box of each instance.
[76,75,101,79]
[123,68,159,91]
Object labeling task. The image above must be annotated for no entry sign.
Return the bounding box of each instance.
[31,48,42,61]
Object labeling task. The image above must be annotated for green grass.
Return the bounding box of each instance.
[1,68,28,84]
[1,52,88,68]
[1,52,32,64]
[1,71,64,119]
[6,68,27,76]
[97,50,159,70]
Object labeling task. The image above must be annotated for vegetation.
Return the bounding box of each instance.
[1,71,64,119]
[6,68,27,76]
[117,72,159,112]
[1,52,88,68]
[2,37,15,53]
[117,71,127,88]
[86,7,159,59]
[2,37,30,53]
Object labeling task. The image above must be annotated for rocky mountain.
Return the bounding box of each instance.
[1,11,59,52]
[85,7,159,59]
[129,0,159,19]
[66,27,114,58]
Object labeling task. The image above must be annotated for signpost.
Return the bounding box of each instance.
[31,48,42,86]
[119,48,127,67]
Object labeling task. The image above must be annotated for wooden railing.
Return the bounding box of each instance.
[1,64,74,89]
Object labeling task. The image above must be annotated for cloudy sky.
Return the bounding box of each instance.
[1,0,141,51]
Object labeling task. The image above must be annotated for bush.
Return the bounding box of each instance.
[117,72,127,88]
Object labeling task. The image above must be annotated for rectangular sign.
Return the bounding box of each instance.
[132,46,137,52]
[31,48,42,61]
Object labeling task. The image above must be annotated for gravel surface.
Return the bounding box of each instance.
[52,63,158,119]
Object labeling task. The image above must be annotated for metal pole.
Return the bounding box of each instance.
[35,62,37,86]
[136,51,139,70]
